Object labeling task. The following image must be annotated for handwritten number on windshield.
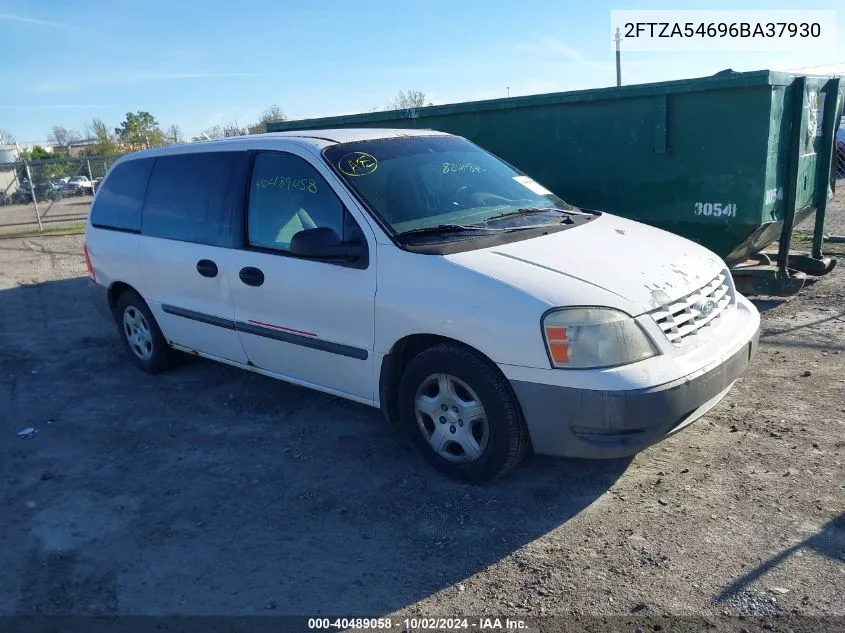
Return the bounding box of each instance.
[256,176,318,193]
[442,162,485,174]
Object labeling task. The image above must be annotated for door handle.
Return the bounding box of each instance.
[196,259,219,278]
[239,266,265,287]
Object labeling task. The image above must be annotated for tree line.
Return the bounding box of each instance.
[2,104,287,160]
[2,90,433,159]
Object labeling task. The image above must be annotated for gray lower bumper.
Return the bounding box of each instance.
[510,327,760,459]
[88,280,113,322]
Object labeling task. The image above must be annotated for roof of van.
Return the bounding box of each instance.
[263,128,451,143]
[122,128,452,161]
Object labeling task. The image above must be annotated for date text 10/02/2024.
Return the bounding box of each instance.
[307,617,529,630]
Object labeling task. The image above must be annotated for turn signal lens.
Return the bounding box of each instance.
[545,325,569,363]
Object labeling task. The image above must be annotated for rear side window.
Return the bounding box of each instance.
[142,151,249,247]
[90,158,153,232]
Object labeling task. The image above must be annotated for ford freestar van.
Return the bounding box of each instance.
[85,129,760,482]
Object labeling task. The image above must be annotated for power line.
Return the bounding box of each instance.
[781,60,845,72]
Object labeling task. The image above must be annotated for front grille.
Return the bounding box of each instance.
[649,271,733,345]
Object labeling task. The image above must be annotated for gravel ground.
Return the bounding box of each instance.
[0,234,842,629]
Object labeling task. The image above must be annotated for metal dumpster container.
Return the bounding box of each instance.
[267,71,844,295]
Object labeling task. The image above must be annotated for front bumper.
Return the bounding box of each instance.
[509,319,761,459]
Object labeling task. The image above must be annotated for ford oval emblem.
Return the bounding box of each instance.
[697,299,717,317]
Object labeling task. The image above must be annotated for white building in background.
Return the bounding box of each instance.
[0,144,21,198]
[3,141,53,153]
[0,144,18,162]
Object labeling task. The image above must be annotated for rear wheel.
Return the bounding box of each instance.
[114,290,176,374]
[397,343,529,483]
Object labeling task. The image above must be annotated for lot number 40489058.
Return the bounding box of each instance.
[694,202,737,218]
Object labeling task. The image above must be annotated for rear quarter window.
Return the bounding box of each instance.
[141,151,249,247]
[90,158,154,232]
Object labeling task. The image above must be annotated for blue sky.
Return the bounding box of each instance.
[1,0,843,144]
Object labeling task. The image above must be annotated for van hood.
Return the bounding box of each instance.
[445,213,727,315]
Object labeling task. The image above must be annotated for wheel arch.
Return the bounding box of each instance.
[106,281,143,316]
[378,333,505,426]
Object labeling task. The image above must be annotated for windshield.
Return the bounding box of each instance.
[322,135,579,236]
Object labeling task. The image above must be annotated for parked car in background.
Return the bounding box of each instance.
[11,189,30,205]
[13,179,63,204]
[836,123,844,167]
[64,175,95,196]
[85,129,761,482]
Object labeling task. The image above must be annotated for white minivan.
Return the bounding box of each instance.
[85,129,760,482]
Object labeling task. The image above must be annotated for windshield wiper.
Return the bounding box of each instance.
[396,224,503,238]
[486,207,592,221]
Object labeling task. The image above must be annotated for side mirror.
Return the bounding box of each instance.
[289,227,364,261]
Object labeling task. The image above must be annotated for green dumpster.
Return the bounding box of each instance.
[267,70,844,295]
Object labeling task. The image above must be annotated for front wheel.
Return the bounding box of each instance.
[397,343,530,483]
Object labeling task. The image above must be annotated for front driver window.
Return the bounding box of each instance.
[248,152,345,251]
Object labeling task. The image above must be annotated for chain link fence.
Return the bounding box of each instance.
[830,131,845,237]
[0,154,121,232]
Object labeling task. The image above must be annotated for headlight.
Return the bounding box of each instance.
[542,307,659,369]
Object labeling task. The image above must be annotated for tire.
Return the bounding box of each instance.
[114,290,176,374]
[397,343,530,483]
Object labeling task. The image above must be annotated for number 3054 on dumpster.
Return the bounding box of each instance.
[694,202,737,217]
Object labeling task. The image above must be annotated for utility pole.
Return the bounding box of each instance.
[615,27,622,87]
[506,86,510,99]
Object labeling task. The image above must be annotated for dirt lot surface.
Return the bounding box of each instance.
[0,234,842,628]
